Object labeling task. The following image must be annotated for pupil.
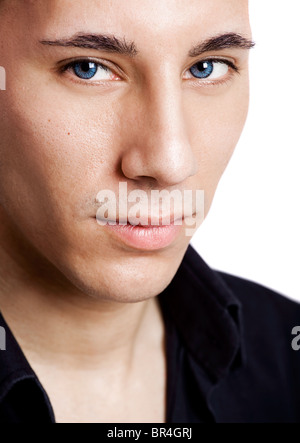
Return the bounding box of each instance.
[81,62,91,72]
[198,62,208,71]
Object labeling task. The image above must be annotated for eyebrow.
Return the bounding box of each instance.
[188,33,255,57]
[40,32,255,58]
[40,33,138,57]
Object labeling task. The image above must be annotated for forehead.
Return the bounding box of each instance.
[3,0,250,44]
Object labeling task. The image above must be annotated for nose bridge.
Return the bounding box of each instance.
[145,74,189,154]
[121,73,198,186]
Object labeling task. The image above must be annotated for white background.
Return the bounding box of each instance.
[191,1,300,302]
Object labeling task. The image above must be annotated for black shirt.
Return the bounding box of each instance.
[1,245,300,423]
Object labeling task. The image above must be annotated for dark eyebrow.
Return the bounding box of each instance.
[188,33,255,57]
[40,32,255,59]
[40,33,138,57]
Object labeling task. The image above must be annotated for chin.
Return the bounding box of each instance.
[59,245,188,304]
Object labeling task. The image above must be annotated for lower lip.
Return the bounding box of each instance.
[101,222,183,251]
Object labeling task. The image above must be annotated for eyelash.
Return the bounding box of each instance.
[59,57,239,87]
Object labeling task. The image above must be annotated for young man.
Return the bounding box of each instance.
[0,0,299,423]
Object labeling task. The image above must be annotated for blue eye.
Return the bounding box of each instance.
[186,60,232,81]
[190,61,214,79]
[64,60,116,82]
[73,62,99,79]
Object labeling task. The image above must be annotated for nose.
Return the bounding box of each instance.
[120,81,198,188]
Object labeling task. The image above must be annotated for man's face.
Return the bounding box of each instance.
[0,0,251,302]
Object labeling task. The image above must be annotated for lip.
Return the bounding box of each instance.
[96,220,184,251]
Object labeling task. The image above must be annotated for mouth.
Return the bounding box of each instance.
[94,218,184,251]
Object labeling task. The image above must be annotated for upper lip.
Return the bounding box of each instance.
[95,214,185,226]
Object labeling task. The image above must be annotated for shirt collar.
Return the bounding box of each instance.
[0,312,37,402]
[159,245,244,382]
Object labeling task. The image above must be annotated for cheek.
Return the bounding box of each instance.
[0,83,123,221]
[187,80,249,211]
[0,79,131,271]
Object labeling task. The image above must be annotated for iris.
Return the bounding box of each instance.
[73,62,99,80]
[190,61,214,79]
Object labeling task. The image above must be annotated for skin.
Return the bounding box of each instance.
[0,0,251,423]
